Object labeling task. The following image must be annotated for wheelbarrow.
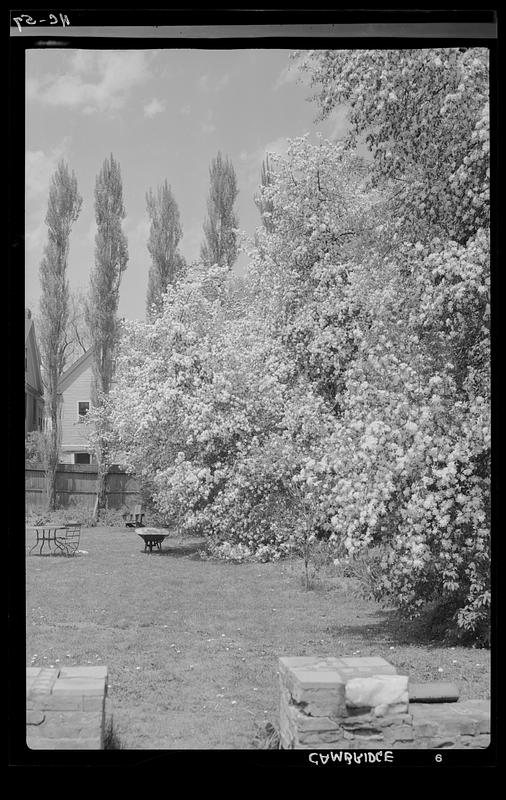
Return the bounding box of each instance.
[136,527,168,553]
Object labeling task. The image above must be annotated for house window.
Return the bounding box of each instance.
[78,401,90,421]
[74,452,91,465]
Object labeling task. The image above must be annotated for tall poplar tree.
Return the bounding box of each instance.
[254,154,275,233]
[200,151,239,269]
[86,154,128,513]
[38,160,82,510]
[145,180,186,320]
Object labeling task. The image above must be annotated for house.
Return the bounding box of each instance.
[25,309,44,435]
[57,348,97,465]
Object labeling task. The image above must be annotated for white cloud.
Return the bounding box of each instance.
[215,73,230,91]
[237,139,289,191]
[273,60,310,91]
[144,97,165,118]
[85,219,96,246]
[201,109,216,136]
[28,51,151,114]
[263,137,290,158]
[197,72,230,93]
[26,138,70,202]
[180,223,203,264]
[25,218,46,253]
[127,216,151,248]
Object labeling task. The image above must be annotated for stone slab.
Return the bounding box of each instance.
[58,666,108,680]
[411,700,490,737]
[27,737,103,750]
[409,681,460,703]
[26,666,107,751]
[52,678,106,695]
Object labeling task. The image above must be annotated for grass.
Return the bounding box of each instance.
[25,527,491,750]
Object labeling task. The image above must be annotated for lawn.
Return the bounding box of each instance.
[25,527,491,750]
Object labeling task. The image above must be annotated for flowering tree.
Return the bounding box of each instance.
[291,48,491,640]
[297,47,489,245]
[105,49,490,641]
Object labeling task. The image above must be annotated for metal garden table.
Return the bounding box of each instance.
[27,525,68,556]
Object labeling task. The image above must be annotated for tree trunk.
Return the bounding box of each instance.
[94,457,108,520]
[45,426,59,511]
[45,457,58,512]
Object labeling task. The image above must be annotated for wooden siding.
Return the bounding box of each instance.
[60,361,94,449]
[25,464,141,510]
[25,316,44,434]
[25,388,44,435]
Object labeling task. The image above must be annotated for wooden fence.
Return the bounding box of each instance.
[25,463,141,511]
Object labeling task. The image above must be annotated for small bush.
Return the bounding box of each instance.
[96,507,131,528]
[251,720,280,749]
[338,547,386,601]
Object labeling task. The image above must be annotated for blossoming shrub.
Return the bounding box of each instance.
[107,56,489,640]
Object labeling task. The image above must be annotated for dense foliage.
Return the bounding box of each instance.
[38,160,82,509]
[200,152,239,269]
[86,153,129,512]
[146,180,186,321]
[107,49,489,641]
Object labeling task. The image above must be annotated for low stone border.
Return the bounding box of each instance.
[26,666,108,750]
[279,656,490,749]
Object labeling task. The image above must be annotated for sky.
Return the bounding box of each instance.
[25,48,349,321]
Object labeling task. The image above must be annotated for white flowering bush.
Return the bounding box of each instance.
[106,49,489,641]
[297,47,489,244]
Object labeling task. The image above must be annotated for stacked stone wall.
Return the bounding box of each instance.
[279,656,489,750]
[26,666,107,750]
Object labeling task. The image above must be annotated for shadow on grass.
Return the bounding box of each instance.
[149,543,206,558]
[326,603,485,649]
[103,716,123,750]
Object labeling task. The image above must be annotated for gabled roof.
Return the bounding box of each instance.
[58,348,94,394]
[25,309,44,395]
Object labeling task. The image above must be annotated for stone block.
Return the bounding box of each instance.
[27,737,102,750]
[410,701,490,738]
[52,677,106,696]
[459,734,491,749]
[26,665,107,751]
[339,656,398,673]
[299,731,349,746]
[27,722,100,739]
[58,666,108,680]
[286,707,339,732]
[345,674,409,710]
[384,724,415,743]
[83,695,106,712]
[409,681,459,703]
[374,701,409,717]
[26,710,45,726]
[34,694,85,711]
[429,738,458,748]
[291,669,346,691]
[28,667,60,697]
